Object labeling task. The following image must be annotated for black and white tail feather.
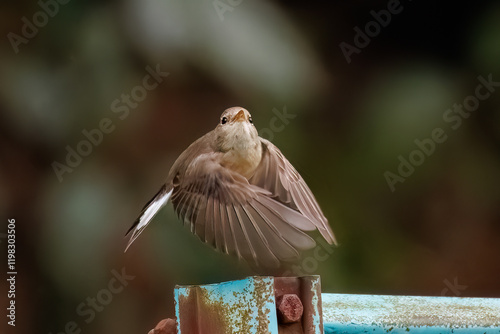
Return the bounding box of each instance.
[125,185,173,252]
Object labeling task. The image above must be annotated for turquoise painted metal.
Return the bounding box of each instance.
[175,276,278,333]
[323,293,500,334]
[173,276,500,333]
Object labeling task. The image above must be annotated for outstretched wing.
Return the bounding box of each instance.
[125,185,173,252]
[249,138,336,245]
[170,152,317,267]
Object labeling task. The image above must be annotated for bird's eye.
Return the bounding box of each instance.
[221,117,227,124]
[249,117,253,124]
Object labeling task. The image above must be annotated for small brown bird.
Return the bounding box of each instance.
[126,107,336,267]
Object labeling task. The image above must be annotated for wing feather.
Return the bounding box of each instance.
[249,139,337,245]
[169,152,325,267]
[226,205,244,260]
[204,197,216,246]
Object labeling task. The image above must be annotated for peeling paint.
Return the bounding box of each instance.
[309,276,322,330]
[323,293,500,333]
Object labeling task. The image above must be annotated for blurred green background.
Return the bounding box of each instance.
[1,0,500,333]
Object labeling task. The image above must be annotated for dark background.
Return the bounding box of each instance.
[1,0,499,333]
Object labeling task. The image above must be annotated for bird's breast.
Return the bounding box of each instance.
[220,141,262,179]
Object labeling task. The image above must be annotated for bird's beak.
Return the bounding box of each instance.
[233,110,246,122]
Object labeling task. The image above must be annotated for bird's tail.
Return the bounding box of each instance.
[125,185,173,252]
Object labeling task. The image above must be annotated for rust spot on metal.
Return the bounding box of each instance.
[274,276,323,334]
[253,276,274,333]
[276,294,303,323]
[178,287,230,333]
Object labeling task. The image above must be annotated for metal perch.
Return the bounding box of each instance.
[148,276,500,333]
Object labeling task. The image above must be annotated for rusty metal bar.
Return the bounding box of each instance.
[174,276,323,333]
[168,277,500,334]
[322,293,500,333]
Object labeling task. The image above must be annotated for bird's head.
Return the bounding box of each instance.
[215,107,259,152]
